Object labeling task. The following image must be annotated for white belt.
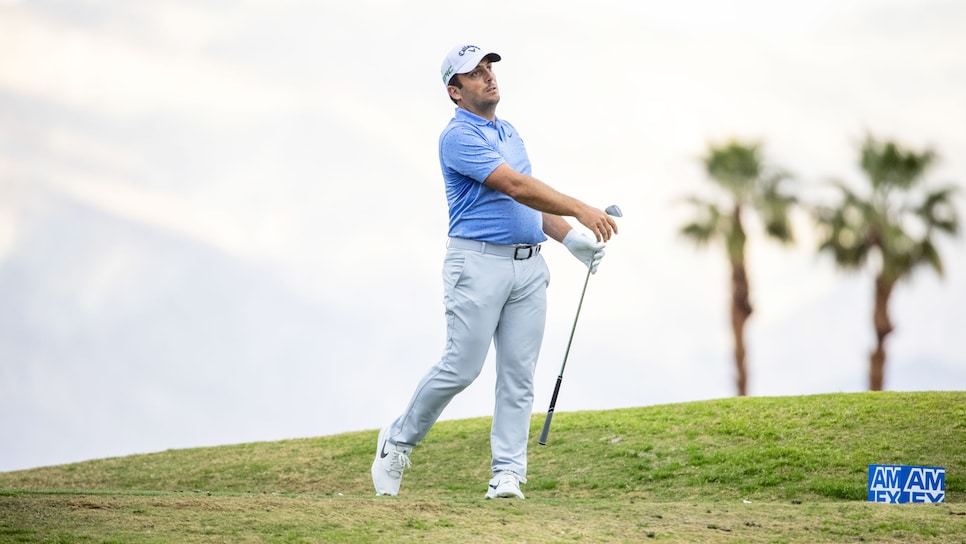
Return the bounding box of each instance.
[448,238,542,260]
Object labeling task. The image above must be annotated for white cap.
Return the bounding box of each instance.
[440,44,501,86]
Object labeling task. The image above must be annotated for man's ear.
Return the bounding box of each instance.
[446,85,461,103]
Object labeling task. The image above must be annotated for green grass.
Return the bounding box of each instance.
[1,391,964,543]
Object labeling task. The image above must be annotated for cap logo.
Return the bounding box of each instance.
[459,45,480,56]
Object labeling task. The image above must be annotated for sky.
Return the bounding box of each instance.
[1,0,964,472]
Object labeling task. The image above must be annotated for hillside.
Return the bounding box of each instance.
[1,392,963,543]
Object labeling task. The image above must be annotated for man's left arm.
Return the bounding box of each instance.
[542,213,573,243]
[543,212,607,273]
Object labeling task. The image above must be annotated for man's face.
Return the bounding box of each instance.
[451,59,499,113]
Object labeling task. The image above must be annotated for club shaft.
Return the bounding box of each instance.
[538,266,592,445]
[538,375,563,445]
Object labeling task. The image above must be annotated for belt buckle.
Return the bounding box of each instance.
[514,245,536,260]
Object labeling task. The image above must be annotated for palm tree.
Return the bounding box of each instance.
[679,140,796,396]
[814,134,960,391]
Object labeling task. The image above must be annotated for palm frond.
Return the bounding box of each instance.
[860,134,938,192]
[813,186,875,269]
[702,140,762,200]
[754,169,796,243]
[679,222,718,246]
[919,239,945,278]
[914,185,961,236]
[677,197,726,246]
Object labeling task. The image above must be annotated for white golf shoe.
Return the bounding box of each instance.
[371,426,411,496]
[485,471,525,499]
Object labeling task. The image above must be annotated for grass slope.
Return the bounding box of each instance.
[1,391,964,543]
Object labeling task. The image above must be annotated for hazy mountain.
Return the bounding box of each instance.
[0,186,397,470]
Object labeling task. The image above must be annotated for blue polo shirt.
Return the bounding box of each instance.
[439,108,546,245]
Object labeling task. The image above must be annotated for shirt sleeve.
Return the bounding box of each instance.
[439,124,506,183]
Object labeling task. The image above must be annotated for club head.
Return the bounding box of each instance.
[605,204,623,218]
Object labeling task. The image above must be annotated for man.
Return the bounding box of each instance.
[371,44,618,499]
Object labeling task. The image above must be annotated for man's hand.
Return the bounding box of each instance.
[563,230,606,274]
[576,206,619,242]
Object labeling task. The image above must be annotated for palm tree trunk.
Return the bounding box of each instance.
[731,261,753,396]
[869,274,895,391]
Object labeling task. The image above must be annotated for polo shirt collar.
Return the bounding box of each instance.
[455,107,499,127]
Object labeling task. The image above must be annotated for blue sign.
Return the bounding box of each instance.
[868,464,945,503]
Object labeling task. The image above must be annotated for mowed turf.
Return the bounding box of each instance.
[1,391,964,543]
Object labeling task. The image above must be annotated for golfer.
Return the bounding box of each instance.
[372,44,618,499]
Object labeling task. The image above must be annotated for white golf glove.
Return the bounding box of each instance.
[562,230,606,274]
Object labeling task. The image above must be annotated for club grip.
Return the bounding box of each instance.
[538,375,564,445]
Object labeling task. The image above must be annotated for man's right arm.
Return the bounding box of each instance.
[483,163,617,242]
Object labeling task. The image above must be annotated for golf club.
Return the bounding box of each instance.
[539,204,622,446]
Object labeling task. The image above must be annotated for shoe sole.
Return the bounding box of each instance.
[485,489,525,499]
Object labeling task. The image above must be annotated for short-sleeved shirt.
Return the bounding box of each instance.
[439,108,546,245]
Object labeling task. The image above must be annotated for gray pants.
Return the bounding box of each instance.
[389,241,550,480]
